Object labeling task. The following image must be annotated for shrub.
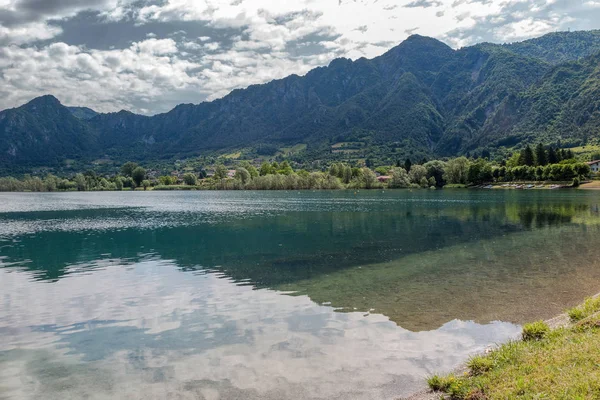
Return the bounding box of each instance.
[447,378,471,399]
[572,177,580,187]
[467,356,494,376]
[389,167,410,188]
[568,297,600,322]
[568,307,586,322]
[522,321,550,341]
[427,374,455,391]
[183,172,198,186]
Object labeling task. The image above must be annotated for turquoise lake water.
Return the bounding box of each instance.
[2,190,600,399]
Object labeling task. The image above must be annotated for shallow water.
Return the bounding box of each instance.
[1,190,599,399]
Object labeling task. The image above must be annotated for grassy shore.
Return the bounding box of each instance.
[427,297,600,399]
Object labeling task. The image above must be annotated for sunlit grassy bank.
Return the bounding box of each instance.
[428,298,600,399]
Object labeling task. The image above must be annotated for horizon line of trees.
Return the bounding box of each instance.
[0,146,593,193]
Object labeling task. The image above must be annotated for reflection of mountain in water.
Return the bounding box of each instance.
[1,194,600,331]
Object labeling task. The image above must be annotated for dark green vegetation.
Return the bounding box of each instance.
[0,144,591,192]
[2,30,600,174]
[428,297,600,399]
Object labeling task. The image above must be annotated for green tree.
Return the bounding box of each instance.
[506,153,521,168]
[467,159,492,184]
[443,157,470,184]
[235,167,251,184]
[404,158,412,172]
[132,167,147,187]
[74,173,87,191]
[341,165,353,184]
[389,167,410,188]
[240,161,259,178]
[121,162,139,177]
[375,166,389,176]
[183,173,198,186]
[424,160,447,187]
[278,161,293,175]
[480,163,494,183]
[362,168,378,189]
[124,177,136,189]
[214,164,228,180]
[519,145,535,166]
[44,174,59,192]
[58,179,74,191]
[247,165,259,178]
[115,176,124,191]
[329,163,340,177]
[159,176,173,185]
[409,165,427,184]
[142,180,151,190]
[535,143,548,166]
[548,147,559,164]
[259,162,273,176]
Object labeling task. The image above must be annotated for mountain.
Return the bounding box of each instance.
[68,107,99,120]
[2,30,600,171]
[504,30,600,64]
[0,96,98,169]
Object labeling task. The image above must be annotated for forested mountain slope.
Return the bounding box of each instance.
[1,30,600,169]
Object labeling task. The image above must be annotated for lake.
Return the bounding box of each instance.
[1,190,600,399]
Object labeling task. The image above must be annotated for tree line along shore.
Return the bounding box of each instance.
[0,145,594,192]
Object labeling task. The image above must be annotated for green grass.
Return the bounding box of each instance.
[428,308,600,399]
[467,356,494,375]
[222,151,242,159]
[153,185,199,191]
[281,144,307,154]
[521,321,550,341]
[570,144,600,155]
[332,149,360,154]
[568,297,600,322]
[427,374,456,391]
[331,141,365,149]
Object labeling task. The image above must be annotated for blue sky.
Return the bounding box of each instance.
[0,0,599,115]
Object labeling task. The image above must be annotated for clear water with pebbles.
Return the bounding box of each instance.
[1,190,599,399]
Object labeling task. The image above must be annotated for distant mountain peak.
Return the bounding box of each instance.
[25,95,62,107]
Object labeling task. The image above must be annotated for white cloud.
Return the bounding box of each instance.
[0,0,598,113]
[0,39,208,114]
[0,21,62,45]
[131,38,179,55]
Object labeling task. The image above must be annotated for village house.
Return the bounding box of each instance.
[586,160,600,174]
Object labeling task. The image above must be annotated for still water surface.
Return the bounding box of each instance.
[1,190,600,399]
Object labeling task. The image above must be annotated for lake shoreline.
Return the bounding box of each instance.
[0,180,584,193]
[401,294,599,400]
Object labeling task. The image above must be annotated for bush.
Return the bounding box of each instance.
[427,374,455,391]
[568,297,600,322]
[522,321,550,341]
[572,177,580,187]
[569,307,586,322]
[467,356,494,376]
[183,173,198,186]
[389,167,410,188]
